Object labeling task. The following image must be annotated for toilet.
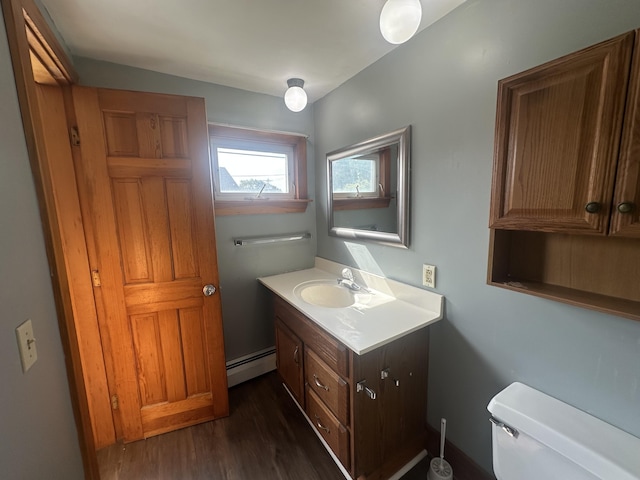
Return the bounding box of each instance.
[487,382,640,479]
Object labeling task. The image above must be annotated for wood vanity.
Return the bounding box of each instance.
[260,259,443,480]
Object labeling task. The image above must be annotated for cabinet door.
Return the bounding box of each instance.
[275,320,304,406]
[490,32,633,234]
[610,31,640,238]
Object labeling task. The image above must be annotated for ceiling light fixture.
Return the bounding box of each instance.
[284,78,308,112]
[379,0,423,45]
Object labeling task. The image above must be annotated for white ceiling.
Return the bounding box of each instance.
[40,0,466,103]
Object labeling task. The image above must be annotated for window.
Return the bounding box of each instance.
[330,146,392,211]
[331,153,380,198]
[209,125,309,215]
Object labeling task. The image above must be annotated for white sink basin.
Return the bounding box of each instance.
[294,280,356,308]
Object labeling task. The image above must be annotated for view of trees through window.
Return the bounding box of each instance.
[332,156,378,194]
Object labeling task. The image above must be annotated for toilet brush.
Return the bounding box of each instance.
[427,418,453,480]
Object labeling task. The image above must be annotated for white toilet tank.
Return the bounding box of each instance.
[487,382,640,480]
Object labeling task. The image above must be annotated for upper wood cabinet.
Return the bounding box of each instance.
[490,31,639,236]
[488,29,640,322]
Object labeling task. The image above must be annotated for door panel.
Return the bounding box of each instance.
[72,86,228,441]
[610,31,640,237]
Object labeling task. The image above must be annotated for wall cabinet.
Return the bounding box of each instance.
[490,31,639,236]
[488,29,640,321]
[272,295,429,480]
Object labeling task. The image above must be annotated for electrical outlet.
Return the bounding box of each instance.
[422,264,436,288]
[16,319,37,372]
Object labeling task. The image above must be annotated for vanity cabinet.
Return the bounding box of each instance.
[488,29,640,321]
[272,295,429,480]
[275,319,304,406]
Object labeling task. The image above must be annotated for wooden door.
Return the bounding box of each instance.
[72,86,228,441]
[611,30,640,238]
[489,32,633,234]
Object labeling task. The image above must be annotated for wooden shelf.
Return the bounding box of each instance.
[214,198,312,216]
[489,277,640,321]
[488,229,640,322]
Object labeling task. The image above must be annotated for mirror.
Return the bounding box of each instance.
[327,126,410,248]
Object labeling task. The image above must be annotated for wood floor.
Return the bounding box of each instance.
[98,372,430,480]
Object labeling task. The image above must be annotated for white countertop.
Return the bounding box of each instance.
[258,258,444,355]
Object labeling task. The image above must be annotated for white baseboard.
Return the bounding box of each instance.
[226,347,276,388]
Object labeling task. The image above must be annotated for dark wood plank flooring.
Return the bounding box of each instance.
[98,372,430,480]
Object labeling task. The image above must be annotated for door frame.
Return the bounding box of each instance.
[2,0,100,477]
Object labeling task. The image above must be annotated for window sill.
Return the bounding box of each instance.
[332,197,391,211]
[214,199,312,216]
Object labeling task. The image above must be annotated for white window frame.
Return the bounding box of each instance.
[210,137,296,201]
[332,153,381,199]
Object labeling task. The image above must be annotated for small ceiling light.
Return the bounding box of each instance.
[379,0,423,45]
[284,78,308,112]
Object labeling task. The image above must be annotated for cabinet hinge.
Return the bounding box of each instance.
[111,394,119,411]
[70,126,80,146]
[91,269,101,287]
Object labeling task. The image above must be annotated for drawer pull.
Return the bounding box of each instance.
[313,374,330,391]
[314,415,330,434]
[293,346,299,365]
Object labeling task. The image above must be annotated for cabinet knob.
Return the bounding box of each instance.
[617,202,635,214]
[584,202,602,214]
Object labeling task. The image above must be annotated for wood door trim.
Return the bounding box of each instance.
[1,0,98,477]
[21,0,77,84]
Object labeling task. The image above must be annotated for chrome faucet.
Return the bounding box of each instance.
[337,268,367,292]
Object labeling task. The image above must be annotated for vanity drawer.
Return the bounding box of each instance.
[305,348,349,425]
[274,296,349,378]
[306,387,350,470]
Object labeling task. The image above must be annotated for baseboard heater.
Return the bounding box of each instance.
[226,347,277,388]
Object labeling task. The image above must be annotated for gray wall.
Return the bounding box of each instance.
[313,0,640,473]
[7,0,640,476]
[0,8,84,479]
[74,58,317,361]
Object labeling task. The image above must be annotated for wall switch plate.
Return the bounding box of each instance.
[16,319,37,372]
[422,264,436,288]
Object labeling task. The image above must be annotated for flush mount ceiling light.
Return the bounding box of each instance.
[284,78,308,112]
[379,0,423,45]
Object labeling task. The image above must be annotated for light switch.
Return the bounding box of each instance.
[16,319,37,372]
